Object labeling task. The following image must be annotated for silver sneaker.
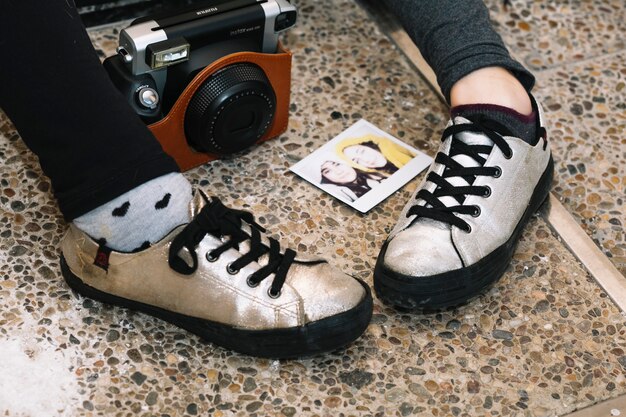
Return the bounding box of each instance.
[374,96,553,309]
[61,192,372,357]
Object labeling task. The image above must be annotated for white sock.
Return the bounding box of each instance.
[73,173,192,252]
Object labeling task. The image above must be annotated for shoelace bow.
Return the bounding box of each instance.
[407,117,514,233]
[169,196,296,298]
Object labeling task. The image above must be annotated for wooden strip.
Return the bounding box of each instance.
[563,394,626,417]
[386,28,443,101]
[545,195,626,312]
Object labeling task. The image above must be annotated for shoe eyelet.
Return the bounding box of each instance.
[493,166,502,178]
[246,275,259,288]
[462,224,472,233]
[504,150,513,160]
[482,186,492,198]
[471,206,481,217]
[226,263,239,275]
[267,288,281,299]
[206,252,219,262]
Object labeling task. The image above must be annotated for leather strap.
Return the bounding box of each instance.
[149,43,292,171]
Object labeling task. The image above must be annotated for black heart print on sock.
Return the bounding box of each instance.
[112,201,130,217]
[155,193,171,210]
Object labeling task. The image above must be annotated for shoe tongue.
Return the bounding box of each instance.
[451,116,494,146]
[185,192,278,268]
[189,190,210,218]
[237,223,272,267]
[432,116,492,208]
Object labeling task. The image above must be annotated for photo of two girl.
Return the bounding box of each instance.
[291,120,432,212]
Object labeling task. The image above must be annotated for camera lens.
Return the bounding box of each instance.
[184,63,276,155]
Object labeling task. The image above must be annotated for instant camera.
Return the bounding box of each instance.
[103,0,297,170]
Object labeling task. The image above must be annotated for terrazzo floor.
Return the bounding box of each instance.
[483,0,625,275]
[1,0,625,416]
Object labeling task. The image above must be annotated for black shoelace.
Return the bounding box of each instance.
[169,196,296,298]
[407,117,514,233]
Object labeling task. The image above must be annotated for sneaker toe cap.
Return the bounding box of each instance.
[287,262,366,323]
[384,222,463,277]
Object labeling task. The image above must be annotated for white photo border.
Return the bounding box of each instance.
[290,119,433,213]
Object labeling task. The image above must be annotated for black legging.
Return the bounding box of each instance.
[0,0,533,221]
[0,0,179,220]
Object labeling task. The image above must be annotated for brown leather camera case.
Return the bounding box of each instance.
[148,43,292,171]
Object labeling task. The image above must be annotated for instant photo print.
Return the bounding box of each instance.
[291,120,432,213]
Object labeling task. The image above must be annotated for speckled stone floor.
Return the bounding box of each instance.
[1,0,625,416]
[484,0,625,72]
[484,0,626,281]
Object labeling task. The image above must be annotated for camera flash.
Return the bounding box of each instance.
[146,38,190,69]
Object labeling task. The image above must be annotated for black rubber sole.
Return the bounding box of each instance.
[374,156,554,310]
[60,257,373,358]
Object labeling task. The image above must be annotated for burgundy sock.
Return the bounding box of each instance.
[451,103,538,145]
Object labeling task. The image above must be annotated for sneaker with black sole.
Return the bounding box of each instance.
[374,95,553,309]
[61,191,373,358]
